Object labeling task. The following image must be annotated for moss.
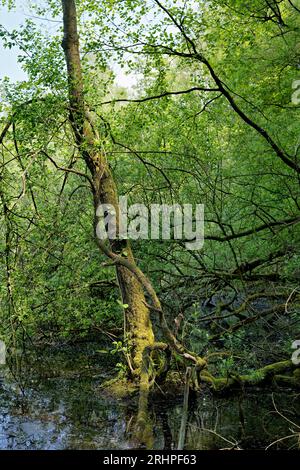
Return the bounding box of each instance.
[163,370,185,393]
[100,373,138,398]
[200,361,300,392]
[293,368,300,378]
[274,374,300,387]
[114,249,155,374]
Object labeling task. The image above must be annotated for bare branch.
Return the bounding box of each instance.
[40,150,94,188]
[100,86,220,105]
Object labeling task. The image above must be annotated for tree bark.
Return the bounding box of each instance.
[61,0,154,375]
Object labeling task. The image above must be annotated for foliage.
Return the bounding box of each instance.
[0,0,300,377]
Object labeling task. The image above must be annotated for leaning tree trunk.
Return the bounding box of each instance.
[61,0,154,376]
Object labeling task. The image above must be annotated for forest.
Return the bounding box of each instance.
[0,0,300,452]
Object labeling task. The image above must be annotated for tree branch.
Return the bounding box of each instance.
[40,149,94,188]
[100,86,219,105]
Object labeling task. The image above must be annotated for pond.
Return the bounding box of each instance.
[0,343,299,450]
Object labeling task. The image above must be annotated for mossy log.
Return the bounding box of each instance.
[200,360,300,392]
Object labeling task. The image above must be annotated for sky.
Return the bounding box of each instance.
[0,5,28,82]
[0,2,137,88]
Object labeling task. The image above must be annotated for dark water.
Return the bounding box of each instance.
[0,344,299,450]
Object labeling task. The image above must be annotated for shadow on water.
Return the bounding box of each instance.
[0,343,299,450]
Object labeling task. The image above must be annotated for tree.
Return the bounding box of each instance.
[1,0,300,446]
[60,0,155,378]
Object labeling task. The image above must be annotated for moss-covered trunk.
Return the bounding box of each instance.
[61,0,154,375]
[93,163,154,374]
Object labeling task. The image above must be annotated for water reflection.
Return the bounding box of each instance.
[0,345,299,450]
